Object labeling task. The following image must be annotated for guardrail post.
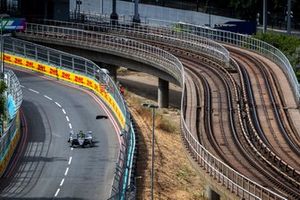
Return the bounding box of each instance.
[84,60,87,74]
[47,50,50,63]
[12,39,15,54]
[35,46,38,60]
[72,57,75,71]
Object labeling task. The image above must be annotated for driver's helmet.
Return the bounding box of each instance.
[79,130,84,137]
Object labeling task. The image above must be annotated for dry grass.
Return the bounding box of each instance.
[124,90,206,200]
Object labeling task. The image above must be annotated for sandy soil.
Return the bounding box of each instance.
[119,70,206,200]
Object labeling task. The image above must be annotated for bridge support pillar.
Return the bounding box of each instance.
[106,65,118,82]
[95,62,118,82]
[158,78,169,108]
[207,187,220,200]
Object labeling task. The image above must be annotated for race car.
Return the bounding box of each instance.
[68,130,93,147]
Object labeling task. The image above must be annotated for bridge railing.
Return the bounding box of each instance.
[22,23,183,85]
[3,36,134,199]
[34,18,230,67]
[17,21,287,199]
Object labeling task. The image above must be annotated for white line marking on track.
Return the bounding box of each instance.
[55,102,62,108]
[64,167,69,176]
[54,188,60,197]
[62,109,66,114]
[69,123,72,129]
[68,157,72,165]
[44,95,52,101]
[66,116,69,122]
[28,88,39,94]
[71,147,74,151]
[60,178,65,186]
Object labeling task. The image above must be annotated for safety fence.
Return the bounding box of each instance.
[0,69,23,176]
[19,20,288,199]
[2,36,134,199]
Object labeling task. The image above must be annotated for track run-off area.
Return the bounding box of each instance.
[0,67,120,200]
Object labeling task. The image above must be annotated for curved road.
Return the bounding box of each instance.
[0,68,120,200]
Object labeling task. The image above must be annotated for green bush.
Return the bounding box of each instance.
[254,32,300,68]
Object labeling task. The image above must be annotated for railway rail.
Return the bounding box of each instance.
[177,53,300,199]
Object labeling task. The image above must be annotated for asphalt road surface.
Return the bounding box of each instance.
[0,68,120,200]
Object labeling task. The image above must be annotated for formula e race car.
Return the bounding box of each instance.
[68,131,93,148]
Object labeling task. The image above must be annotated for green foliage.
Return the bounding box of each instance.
[229,0,259,20]
[254,32,300,67]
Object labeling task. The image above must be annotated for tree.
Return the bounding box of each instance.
[229,0,259,20]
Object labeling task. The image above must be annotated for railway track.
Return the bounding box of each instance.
[231,50,300,179]
[178,54,300,199]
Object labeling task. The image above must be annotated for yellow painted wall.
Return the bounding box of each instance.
[0,112,21,176]
[4,53,126,128]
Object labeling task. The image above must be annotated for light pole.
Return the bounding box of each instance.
[142,103,158,200]
[133,0,140,23]
[76,0,82,21]
[263,0,267,33]
[287,0,292,34]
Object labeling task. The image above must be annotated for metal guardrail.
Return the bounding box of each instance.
[3,36,134,199]
[19,20,288,199]
[0,69,23,174]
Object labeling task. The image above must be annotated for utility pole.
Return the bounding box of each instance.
[142,103,158,200]
[110,0,118,23]
[263,0,267,33]
[133,0,140,23]
[287,0,292,34]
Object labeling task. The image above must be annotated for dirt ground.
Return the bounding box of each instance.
[119,70,207,200]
